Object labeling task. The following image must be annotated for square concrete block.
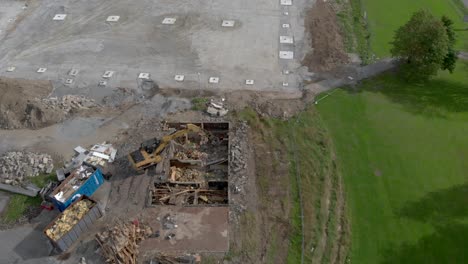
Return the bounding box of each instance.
[174,75,185,82]
[138,73,150,79]
[221,20,235,27]
[6,66,16,72]
[102,71,114,78]
[37,68,47,73]
[69,69,79,76]
[279,51,294,59]
[106,16,120,22]
[280,36,294,44]
[209,77,219,84]
[162,18,176,24]
[53,14,67,21]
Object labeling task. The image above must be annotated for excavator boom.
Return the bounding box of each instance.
[128,124,203,171]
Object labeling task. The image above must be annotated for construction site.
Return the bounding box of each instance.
[0,0,383,263]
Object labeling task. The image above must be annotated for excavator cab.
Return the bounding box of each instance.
[141,138,161,153]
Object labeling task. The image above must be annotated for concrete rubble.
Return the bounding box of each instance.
[229,122,249,222]
[36,95,98,114]
[0,151,54,186]
[207,98,228,117]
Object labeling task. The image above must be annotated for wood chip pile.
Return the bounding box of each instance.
[45,199,93,240]
[170,167,204,182]
[95,221,152,264]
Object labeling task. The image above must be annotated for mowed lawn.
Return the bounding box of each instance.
[316,61,468,263]
[362,0,468,56]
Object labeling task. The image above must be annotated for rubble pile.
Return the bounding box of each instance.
[149,254,200,264]
[152,181,228,206]
[0,151,54,185]
[169,167,204,182]
[45,199,93,240]
[96,221,152,264]
[174,149,208,161]
[229,122,249,221]
[37,95,98,113]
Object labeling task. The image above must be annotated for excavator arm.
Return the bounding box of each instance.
[128,124,203,171]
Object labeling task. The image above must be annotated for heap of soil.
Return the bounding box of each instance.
[303,0,349,71]
[0,78,64,129]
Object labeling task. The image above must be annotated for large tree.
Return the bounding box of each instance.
[390,10,457,81]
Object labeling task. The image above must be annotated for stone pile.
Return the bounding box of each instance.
[229,121,249,222]
[37,95,98,113]
[0,151,54,185]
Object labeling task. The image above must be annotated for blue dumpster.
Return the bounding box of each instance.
[50,166,104,211]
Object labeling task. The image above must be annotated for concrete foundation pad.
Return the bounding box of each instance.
[0,0,309,95]
[139,207,229,253]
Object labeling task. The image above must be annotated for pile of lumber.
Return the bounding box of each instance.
[45,199,93,240]
[95,221,152,264]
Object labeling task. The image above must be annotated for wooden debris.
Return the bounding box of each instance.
[45,199,93,240]
[95,221,152,264]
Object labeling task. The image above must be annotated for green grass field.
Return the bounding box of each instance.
[316,60,468,263]
[362,0,468,56]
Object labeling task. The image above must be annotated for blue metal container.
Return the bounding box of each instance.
[51,168,105,212]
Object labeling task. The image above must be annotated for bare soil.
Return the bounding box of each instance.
[0,77,66,129]
[302,0,349,72]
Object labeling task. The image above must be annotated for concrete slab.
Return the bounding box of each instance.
[52,14,66,21]
[106,16,120,22]
[279,51,294,59]
[0,0,310,96]
[139,207,229,253]
[221,20,235,27]
[280,36,294,44]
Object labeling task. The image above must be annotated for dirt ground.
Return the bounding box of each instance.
[302,0,349,72]
[0,77,60,129]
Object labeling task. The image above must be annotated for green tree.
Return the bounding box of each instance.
[390,10,458,81]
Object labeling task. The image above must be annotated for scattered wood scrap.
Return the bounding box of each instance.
[95,221,152,264]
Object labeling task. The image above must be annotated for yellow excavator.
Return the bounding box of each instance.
[128,124,203,171]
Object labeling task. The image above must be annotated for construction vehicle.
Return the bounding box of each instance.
[128,124,203,171]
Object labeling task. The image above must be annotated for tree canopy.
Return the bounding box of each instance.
[390,10,458,81]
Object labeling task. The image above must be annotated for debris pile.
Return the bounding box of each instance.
[53,165,95,203]
[174,149,208,161]
[206,98,228,117]
[230,122,248,192]
[149,253,200,264]
[169,167,204,182]
[152,183,227,206]
[45,199,93,240]
[229,122,249,222]
[37,95,98,113]
[96,221,152,264]
[0,151,54,185]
